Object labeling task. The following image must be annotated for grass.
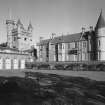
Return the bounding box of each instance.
[0,72,104,105]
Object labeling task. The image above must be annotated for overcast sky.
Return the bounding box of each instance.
[0,0,105,45]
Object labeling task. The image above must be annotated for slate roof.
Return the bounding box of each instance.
[95,10,105,29]
[37,32,87,46]
[37,39,50,46]
[50,33,83,44]
[0,46,19,51]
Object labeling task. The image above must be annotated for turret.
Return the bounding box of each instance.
[17,19,24,33]
[17,19,23,27]
[6,20,15,48]
[28,22,33,33]
[95,10,105,60]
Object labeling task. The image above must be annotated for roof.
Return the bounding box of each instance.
[17,19,23,26]
[37,39,50,46]
[28,22,33,30]
[6,20,15,25]
[37,32,87,45]
[50,33,84,44]
[0,46,19,51]
[23,49,32,53]
[95,10,105,30]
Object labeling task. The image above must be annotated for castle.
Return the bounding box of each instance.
[0,19,34,70]
[37,10,105,62]
[6,19,33,51]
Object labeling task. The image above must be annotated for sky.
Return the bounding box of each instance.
[0,0,105,45]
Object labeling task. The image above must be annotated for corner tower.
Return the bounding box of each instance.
[95,10,105,60]
[6,20,15,48]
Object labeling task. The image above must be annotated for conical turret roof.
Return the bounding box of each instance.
[95,10,105,30]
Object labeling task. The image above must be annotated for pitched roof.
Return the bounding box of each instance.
[37,39,50,46]
[37,32,87,46]
[50,33,84,44]
[28,22,33,30]
[17,19,23,26]
[95,10,105,29]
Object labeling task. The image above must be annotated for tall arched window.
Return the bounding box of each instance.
[98,40,100,47]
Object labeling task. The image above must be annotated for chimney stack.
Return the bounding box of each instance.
[89,26,93,32]
[51,33,56,39]
[82,27,85,34]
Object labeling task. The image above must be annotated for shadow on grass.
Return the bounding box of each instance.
[0,73,105,105]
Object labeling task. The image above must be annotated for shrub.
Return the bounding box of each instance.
[80,64,88,71]
[87,64,96,71]
[96,63,105,71]
[54,64,65,70]
[38,64,50,70]
[65,64,73,70]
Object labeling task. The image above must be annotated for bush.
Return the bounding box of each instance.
[79,64,88,71]
[54,64,65,70]
[65,64,73,70]
[38,64,50,70]
[96,64,105,71]
[87,64,96,71]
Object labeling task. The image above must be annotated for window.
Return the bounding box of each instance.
[59,43,62,49]
[68,43,70,49]
[75,42,77,48]
[40,46,43,51]
[98,40,100,47]
[83,42,86,48]
[98,51,101,60]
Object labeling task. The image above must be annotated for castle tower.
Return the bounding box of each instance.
[6,20,15,48]
[16,19,24,36]
[28,22,33,33]
[95,10,105,60]
[27,22,33,49]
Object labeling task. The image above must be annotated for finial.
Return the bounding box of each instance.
[8,8,12,20]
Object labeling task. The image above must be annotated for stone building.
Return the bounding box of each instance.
[6,19,33,51]
[0,46,32,69]
[0,19,34,70]
[37,10,105,62]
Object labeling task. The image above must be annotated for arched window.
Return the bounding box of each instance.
[98,40,100,47]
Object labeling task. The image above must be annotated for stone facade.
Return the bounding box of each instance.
[0,47,33,70]
[0,19,34,70]
[6,19,33,51]
[37,10,105,62]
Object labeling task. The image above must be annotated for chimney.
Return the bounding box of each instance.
[89,26,93,32]
[82,27,85,34]
[51,33,56,39]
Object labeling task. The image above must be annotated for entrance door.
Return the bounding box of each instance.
[0,58,3,69]
[5,58,11,69]
[13,59,18,69]
[20,59,25,69]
